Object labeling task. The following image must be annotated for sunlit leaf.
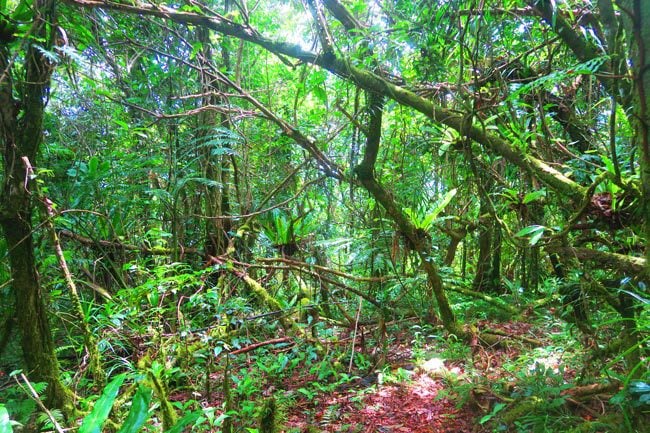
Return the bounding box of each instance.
[515,225,546,246]
[167,410,201,433]
[116,385,152,433]
[0,405,13,433]
[79,374,127,433]
[522,189,546,204]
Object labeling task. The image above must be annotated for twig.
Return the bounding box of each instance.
[348,296,363,374]
[15,373,65,433]
[258,257,391,282]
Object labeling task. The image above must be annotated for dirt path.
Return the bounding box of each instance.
[286,371,488,432]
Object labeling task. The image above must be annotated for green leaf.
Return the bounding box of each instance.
[189,41,203,60]
[479,402,505,424]
[0,405,13,433]
[116,385,152,433]
[88,156,99,175]
[11,0,33,21]
[429,188,457,221]
[312,86,327,104]
[79,374,127,433]
[166,410,201,433]
[522,189,546,204]
[113,119,129,130]
[629,381,650,394]
[507,56,608,102]
[515,225,546,246]
[601,155,615,175]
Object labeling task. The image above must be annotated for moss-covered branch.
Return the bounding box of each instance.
[545,246,646,275]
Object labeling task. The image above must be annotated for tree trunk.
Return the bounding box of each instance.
[355,92,461,335]
[472,219,493,292]
[617,2,650,398]
[0,0,73,413]
[2,221,73,411]
[625,0,650,280]
[197,28,232,258]
[443,229,465,267]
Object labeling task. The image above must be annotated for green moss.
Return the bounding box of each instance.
[258,395,285,433]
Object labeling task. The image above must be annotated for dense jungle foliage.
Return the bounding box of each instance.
[0,0,649,431]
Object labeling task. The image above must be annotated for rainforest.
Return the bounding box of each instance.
[0,0,649,432]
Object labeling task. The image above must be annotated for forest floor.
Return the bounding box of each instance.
[265,321,548,432]
[279,322,534,433]
[173,318,610,432]
[283,366,487,433]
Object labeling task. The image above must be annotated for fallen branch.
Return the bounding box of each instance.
[259,257,392,283]
[447,284,520,315]
[58,228,200,256]
[229,337,293,355]
[563,381,621,398]
[481,328,544,347]
[208,256,306,337]
[545,246,645,275]
[233,260,384,309]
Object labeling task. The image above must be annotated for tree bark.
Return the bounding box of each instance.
[627,0,650,280]
[0,0,73,413]
[617,2,650,397]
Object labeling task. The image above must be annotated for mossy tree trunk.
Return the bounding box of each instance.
[196,26,232,258]
[618,1,650,393]
[625,0,650,280]
[355,92,461,336]
[0,0,73,414]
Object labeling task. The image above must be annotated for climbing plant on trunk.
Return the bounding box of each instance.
[0,0,74,413]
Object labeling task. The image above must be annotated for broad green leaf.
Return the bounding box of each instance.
[113,119,129,130]
[79,373,127,433]
[189,41,203,60]
[88,156,99,175]
[312,86,327,104]
[116,385,152,433]
[515,225,543,236]
[522,189,546,204]
[0,405,13,433]
[629,381,650,394]
[11,0,33,21]
[166,410,201,433]
[618,289,649,304]
[479,402,506,424]
[428,188,457,221]
[601,155,615,175]
[515,225,546,246]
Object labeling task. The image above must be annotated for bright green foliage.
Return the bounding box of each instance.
[79,374,127,433]
[116,385,153,433]
[0,405,13,433]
